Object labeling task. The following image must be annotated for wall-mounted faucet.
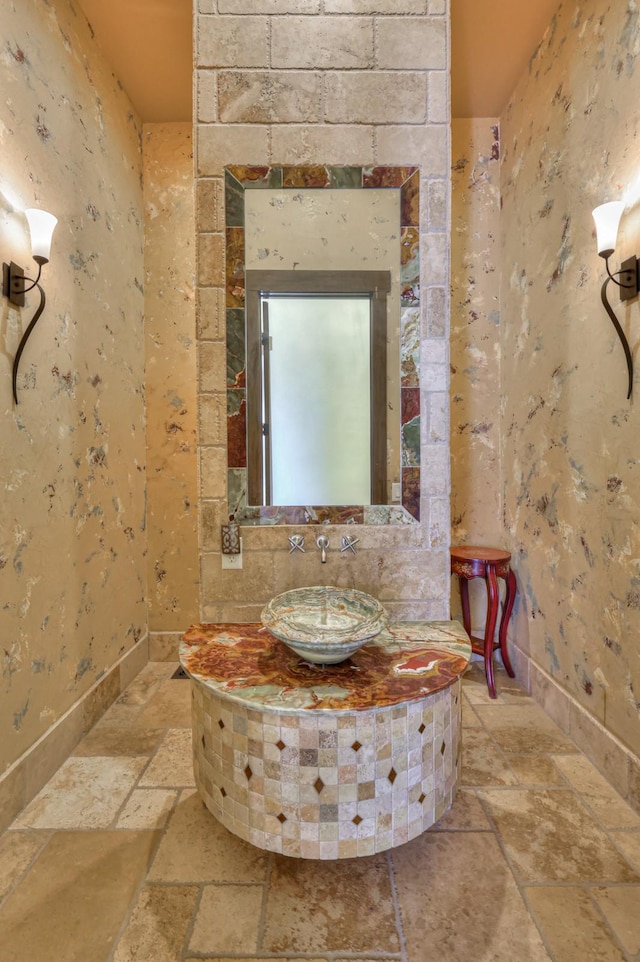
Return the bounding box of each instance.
[288,534,305,554]
[340,535,359,555]
[316,534,329,563]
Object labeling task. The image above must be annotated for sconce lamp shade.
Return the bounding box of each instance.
[592,201,624,258]
[25,208,57,264]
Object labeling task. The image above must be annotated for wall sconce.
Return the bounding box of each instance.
[2,208,57,404]
[592,201,639,399]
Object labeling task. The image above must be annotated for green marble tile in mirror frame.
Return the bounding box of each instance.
[224,165,422,526]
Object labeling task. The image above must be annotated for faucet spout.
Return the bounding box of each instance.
[316,534,329,563]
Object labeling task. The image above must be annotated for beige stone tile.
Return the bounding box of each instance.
[460,727,519,787]
[148,790,268,883]
[591,885,640,954]
[610,830,640,872]
[272,16,374,69]
[23,704,85,802]
[92,700,145,729]
[12,756,147,830]
[530,662,572,734]
[198,15,268,68]
[569,701,631,800]
[72,725,163,757]
[189,884,263,954]
[461,691,481,727]
[118,635,149,691]
[116,789,178,829]
[262,855,400,954]
[82,666,122,732]
[115,661,174,706]
[139,729,195,788]
[474,703,578,754]
[135,681,193,729]
[376,17,446,70]
[218,70,322,124]
[0,830,158,962]
[526,886,628,962]
[478,789,639,883]
[507,754,567,787]
[325,72,426,125]
[270,124,375,167]
[0,763,26,834]
[113,883,199,962]
[552,754,640,829]
[429,788,491,830]
[0,831,49,902]
[149,632,183,661]
[392,831,551,962]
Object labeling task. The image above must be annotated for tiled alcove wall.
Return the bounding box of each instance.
[194,0,452,623]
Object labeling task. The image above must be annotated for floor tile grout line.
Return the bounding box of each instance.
[105,822,166,962]
[385,848,409,962]
[547,759,640,848]
[255,851,274,954]
[474,774,640,959]
[180,882,207,960]
[472,786,558,962]
[0,829,53,912]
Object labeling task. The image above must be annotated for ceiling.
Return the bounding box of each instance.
[76,0,561,122]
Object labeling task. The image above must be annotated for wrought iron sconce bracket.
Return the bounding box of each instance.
[2,257,46,404]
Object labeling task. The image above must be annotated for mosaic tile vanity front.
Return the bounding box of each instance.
[181,621,470,859]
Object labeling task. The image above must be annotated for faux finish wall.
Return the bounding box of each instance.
[143,124,198,633]
[195,1,451,622]
[500,0,640,775]
[0,0,146,778]
[451,119,502,549]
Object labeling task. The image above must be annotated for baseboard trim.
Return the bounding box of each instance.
[512,643,640,816]
[0,633,149,833]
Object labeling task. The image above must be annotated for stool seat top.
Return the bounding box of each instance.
[450,545,511,564]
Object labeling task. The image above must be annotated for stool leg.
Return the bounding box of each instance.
[458,576,472,638]
[498,569,517,678]
[483,565,499,699]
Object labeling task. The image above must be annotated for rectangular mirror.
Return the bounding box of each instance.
[225,165,421,525]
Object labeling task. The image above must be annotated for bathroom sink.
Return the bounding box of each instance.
[261,585,387,665]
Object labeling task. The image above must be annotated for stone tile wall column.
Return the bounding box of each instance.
[195,0,451,621]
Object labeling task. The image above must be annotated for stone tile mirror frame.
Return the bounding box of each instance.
[224,164,421,526]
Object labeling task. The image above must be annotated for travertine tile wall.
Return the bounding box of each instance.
[0,0,146,810]
[499,0,640,801]
[195,0,452,623]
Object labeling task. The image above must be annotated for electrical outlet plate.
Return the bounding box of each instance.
[222,541,243,569]
[391,482,402,503]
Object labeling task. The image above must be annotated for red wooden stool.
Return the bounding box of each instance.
[450,545,516,698]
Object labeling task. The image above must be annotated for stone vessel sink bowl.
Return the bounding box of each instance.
[261,585,387,664]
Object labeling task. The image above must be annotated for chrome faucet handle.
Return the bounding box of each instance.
[288,534,305,554]
[340,535,359,555]
[316,534,329,563]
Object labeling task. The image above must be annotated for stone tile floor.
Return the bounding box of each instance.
[1,659,640,962]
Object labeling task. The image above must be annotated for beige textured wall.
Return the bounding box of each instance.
[0,0,146,773]
[500,0,640,768]
[195,1,451,623]
[143,124,198,632]
[451,119,502,547]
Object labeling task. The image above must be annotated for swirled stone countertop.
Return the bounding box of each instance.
[180,620,471,714]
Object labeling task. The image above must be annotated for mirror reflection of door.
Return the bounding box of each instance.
[246,270,391,507]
